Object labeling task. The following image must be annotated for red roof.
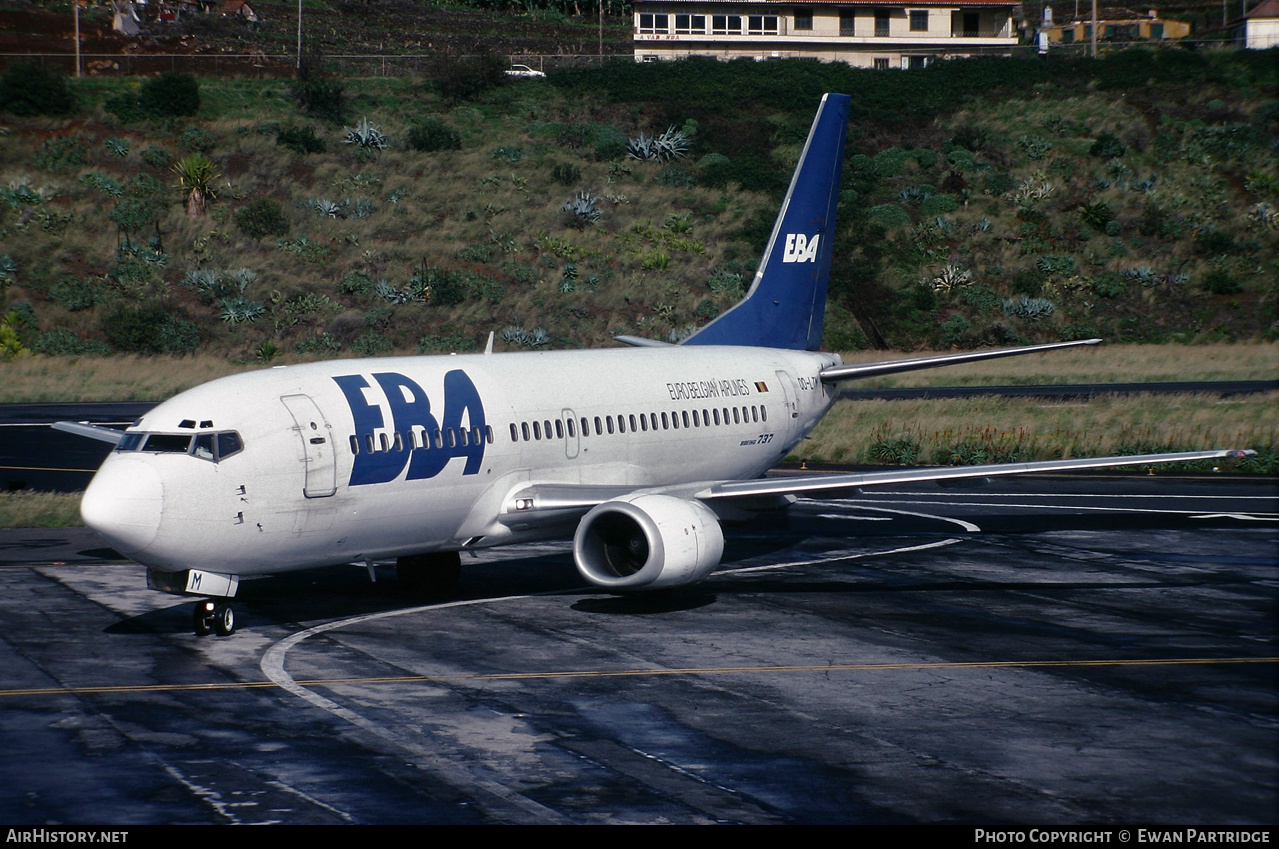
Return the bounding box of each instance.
[1246,0,1279,18]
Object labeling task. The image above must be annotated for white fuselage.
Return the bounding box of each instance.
[82,345,840,576]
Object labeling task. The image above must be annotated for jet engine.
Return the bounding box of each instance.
[573,494,725,591]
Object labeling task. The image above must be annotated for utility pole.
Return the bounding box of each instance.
[73,0,81,78]
[297,0,303,72]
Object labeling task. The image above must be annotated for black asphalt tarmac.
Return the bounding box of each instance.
[1,475,1275,824]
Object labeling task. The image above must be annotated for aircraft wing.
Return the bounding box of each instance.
[819,339,1099,383]
[694,449,1253,501]
[500,449,1253,524]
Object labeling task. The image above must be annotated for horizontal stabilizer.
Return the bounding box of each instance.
[52,420,125,445]
[820,339,1100,384]
[614,335,675,348]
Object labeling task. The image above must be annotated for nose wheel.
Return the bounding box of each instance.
[193,599,236,636]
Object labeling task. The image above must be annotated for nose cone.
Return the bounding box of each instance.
[81,456,164,560]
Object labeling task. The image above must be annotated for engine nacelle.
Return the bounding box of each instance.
[573,494,725,591]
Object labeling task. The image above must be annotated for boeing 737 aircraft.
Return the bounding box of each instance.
[57,93,1245,636]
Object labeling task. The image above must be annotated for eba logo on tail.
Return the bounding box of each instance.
[782,233,820,263]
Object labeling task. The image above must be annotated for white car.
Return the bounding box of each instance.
[505,64,547,79]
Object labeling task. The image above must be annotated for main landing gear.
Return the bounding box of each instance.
[397,551,462,595]
[192,599,236,637]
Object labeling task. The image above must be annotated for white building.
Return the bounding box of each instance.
[633,0,1019,67]
[1237,0,1279,48]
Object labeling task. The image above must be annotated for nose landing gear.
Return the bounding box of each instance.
[192,599,236,636]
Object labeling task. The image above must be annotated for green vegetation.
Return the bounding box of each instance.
[0,51,1273,370]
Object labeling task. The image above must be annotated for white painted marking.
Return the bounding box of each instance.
[722,538,967,575]
[814,514,892,521]
[826,497,1278,519]
[1190,513,1279,522]
[261,593,573,824]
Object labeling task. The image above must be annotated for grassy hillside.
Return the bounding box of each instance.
[0,50,1275,368]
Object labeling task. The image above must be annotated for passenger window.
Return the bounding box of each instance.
[581,417,590,436]
[617,415,626,434]
[567,419,575,438]
[751,406,759,423]
[555,420,564,439]
[379,433,390,452]
[595,416,603,435]
[606,416,615,434]
[544,419,552,439]
[533,421,542,440]
[682,411,690,428]
[629,414,637,432]
[473,427,483,445]
[350,435,360,454]
[713,409,721,426]
[692,410,700,427]
[446,429,457,448]
[521,422,531,441]
[459,428,470,447]
[510,423,519,442]
[761,407,767,422]
[394,433,405,452]
[485,426,494,444]
[433,429,443,449]
[733,408,741,424]
[661,412,669,430]
[366,434,376,453]
[640,415,648,432]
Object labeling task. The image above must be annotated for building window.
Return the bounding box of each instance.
[747,15,778,34]
[675,13,706,33]
[874,9,890,36]
[905,54,930,69]
[909,10,928,31]
[795,7,813,30]
[874,57,890,69]
[639,13,669,33]
[839,9,856,35]
[712,14,743,33]
[1151,22,1164,38]
[1061,28,1075,43]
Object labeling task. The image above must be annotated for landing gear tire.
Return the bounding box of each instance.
[397,551,462,595]
[193,600,236,636]
[193,602,213,637]
[213,602,235,636]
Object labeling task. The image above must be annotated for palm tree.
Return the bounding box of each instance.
[172,153,219,218]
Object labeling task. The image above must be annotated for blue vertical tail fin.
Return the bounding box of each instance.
[681,92,850,352]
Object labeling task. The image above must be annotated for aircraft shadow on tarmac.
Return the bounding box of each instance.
[95,506,1270,636]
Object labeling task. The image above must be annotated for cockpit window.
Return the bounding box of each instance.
[144,434,192,453]
[117,430,244,462]
[216,431,243,459]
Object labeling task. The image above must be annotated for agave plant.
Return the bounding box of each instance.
[561,191,601,227]
[343,118,389,151]
[932,264,972,292]
[172,153,220,218]
[219,296,266,324]
[627,127,691,163]
[1002,295,1056,320]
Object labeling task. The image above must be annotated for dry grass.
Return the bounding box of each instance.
[1,354,258,401]
[796,392,1278,466]
[835,342,1279,387]
[0,492,83,528]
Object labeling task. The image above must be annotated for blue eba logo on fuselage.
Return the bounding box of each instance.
[781,233,820,263]
[333,369,486,486]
